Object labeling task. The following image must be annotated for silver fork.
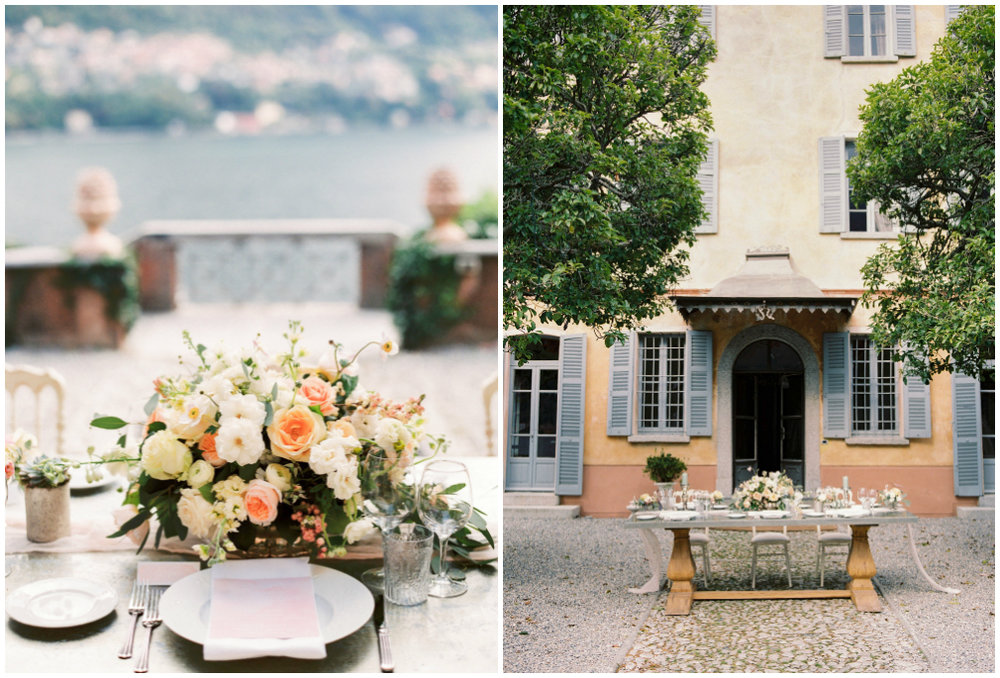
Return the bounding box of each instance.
[118,581,147,659]
[134,586,164,673]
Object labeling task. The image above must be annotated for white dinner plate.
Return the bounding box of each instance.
[801,510,825,518]
[758,510,788,519]
[6,577,117,628]
[726,512,746,519]
[159,564,374,646]
[635,512,658,521]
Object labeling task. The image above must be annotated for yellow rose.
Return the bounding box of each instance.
[141,431,193,480]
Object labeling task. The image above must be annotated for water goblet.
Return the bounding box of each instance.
[417,460,473,598]
[360,450,415,591]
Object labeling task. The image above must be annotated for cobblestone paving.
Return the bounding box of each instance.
[618,529,930,672]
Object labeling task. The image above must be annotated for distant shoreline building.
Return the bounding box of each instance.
[503,5,993,517]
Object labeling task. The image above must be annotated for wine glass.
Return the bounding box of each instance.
[860,488,876,514]
[417,460,473,598]
[360,449,415,591]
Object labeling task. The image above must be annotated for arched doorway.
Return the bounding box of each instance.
[732,339,804,487]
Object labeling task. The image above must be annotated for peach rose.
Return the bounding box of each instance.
[328,418,358,440]
[198,431,226,468]
[298,376,338,416]
[267,404,326,461]
[244,479,281,526]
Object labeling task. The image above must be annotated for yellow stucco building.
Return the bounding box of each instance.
[503,5,993,517]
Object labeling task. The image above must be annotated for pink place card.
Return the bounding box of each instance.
[137,561,201,585]
[207,576,321,640]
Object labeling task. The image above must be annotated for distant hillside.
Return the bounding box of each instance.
[4,5,498,51]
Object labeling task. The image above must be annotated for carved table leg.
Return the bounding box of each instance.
[629,527,664,594]
[846,524,881,612]
[664,528,697,615]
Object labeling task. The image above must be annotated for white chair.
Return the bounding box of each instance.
[689,527,713,586]
[815,524,852,587]
[750,525,792,589]
[5,363,67,457]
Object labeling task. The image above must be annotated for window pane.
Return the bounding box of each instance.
[512,391,532,434]
[537,393,558,435]
[848,12,864,35]
[539,369,558,391]
[849,212,869,232]
[537,436,556,458]
[849,35,865,56]
[513,369,532,391]
[871,35,886,56]
[983,436,995,461]
[510,435,531,458]
[851,337,872,433]
[982,391,995,437]
[782,418,804,460]
[638,334,685,431]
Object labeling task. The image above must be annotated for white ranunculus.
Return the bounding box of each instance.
[343,517,375,544]
[186,459,215,488]
[198,374,237,403]
[308,433,361,476]
[215,419,266,466]
[325,455,361,501]
[350,410,379,439]
[177,488,217,539]
[218,393,267,428]
[141,431,193,480]
[264,463,293,492]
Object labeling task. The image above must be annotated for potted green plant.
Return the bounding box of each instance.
[643,451,687,509]
[18,455,72,543]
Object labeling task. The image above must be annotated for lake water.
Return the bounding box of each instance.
[4,124,498,248]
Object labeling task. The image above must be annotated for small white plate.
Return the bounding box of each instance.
[6,577,117,628]
[159,564,373,647]
[801,510,825,518]
[69,468,119,493]
[726,512,747,519]
[635,512,658,521]
[759,510,788,519]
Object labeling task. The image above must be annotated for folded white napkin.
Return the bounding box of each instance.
[204,557,325,661]
[658,510,698,521]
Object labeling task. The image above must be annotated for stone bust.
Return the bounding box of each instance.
[424,167,468,243]
[71,166,124,260]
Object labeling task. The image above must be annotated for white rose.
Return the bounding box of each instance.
[325,455,360,501]
[186,459,215,488]
[350,410,379,439]
[198,374,237,403]
[343,517,375,544]
[218,393,267,428]
[215,419,266,466]
[141,431,192,480]
[177,488,217,539]
[264,463,293,492]
[308,433,361,476]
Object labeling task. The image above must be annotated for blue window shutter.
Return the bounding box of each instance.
[698,6,716,40]
[696,139,719,234]
[823,332,850,438]
[894,6,916,57]
[902,375,932,439]
[946,6,963,24]
[685,330,713,436]
[606,334,633,436]
[819,136,846,233]
[556,334,587,496]
[824,6,846,58]
[952,371,983,497]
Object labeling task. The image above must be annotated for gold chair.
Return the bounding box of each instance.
[750,525,792,589]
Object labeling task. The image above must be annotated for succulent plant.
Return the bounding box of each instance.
[18,455,72,488]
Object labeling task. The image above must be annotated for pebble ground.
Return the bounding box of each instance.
[503,515,994,673]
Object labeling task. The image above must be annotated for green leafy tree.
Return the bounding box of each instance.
[848,5,994,382]
[503,5,715,362]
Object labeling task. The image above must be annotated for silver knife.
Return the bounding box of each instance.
[373,594,393,672]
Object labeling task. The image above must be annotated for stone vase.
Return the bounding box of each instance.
[655,481,677,509]
[24,484,71,543]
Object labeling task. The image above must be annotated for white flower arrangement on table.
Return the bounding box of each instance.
[90,321,493,565]
[815,486,853,508]
[711,490,724,505]
[730,470,796,511]
[877,486,907,509]
[627,493,660,511]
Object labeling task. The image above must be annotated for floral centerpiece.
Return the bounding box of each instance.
[730,470,796,511]
[627,493,660,511]
[710,490,725,505]
[878,486,907,510]
[91,321,492,565]
[815,486,853,508]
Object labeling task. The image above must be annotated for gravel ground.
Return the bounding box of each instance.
[5,302,499,459]
[503,515,994,673]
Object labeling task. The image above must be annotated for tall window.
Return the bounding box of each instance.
[845,140,895,233]
[638,334,686,432]
[847,5,887,57]
[850,335,897,435]
[982,362,995,492]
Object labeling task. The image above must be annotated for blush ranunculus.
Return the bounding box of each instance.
[266,404,326,461]
[243,479,281,526]
[198,431,226,467]
[298,376,338,416]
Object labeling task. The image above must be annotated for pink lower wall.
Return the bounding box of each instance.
[562,465,975,518]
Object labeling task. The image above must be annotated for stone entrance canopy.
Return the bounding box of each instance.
[671,247,856,320]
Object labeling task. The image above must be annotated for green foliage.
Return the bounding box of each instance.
[643,450,687,483]
[386,234,467,350]
[503,5,715,364]
[459,190,499,239]
[847,6,995,382]
[56,255,141,331]
[17,455,72,488]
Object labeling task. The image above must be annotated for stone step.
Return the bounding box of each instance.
[503,492,560,507]
[978,494,995,507]
[957,505,994,519]
[504,504,581,519]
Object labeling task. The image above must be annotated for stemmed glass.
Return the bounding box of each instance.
[417,459,473,598]
[860,488,876,514]
[360,449,415,591]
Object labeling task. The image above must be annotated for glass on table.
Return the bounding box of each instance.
[417,460,473,598]
[360,450,415,592]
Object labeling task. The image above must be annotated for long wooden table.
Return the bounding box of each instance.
[623,509,919,615]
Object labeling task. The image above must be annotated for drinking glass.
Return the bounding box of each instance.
[860,488,876,514]
[360,450,415,591]
[417,460,473,598]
